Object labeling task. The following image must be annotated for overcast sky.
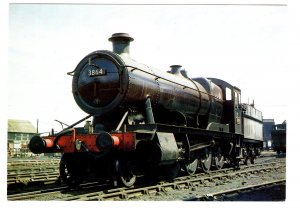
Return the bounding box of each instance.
[7,3,289,133]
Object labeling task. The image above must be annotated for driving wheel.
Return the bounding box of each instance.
[184,158,198,175]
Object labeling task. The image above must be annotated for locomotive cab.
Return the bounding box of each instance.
[208,78,243,135]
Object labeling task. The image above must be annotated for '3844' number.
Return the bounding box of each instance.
[88,68,107,77]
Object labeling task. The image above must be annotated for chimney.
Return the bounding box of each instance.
[108,33,134,57]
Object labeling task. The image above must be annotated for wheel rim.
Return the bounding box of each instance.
[214,156,224,170]
[185,158,198,175]
[116,159,136,187]
[213,147,224,170]
[200,148,212,172]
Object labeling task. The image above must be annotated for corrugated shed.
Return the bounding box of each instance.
[8,119,37,134]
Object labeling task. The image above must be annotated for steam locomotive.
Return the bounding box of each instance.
[29,33,263,187]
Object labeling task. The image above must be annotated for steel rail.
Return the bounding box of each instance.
[7,159,60,167]
[7,181,109,201]
[7,159,285,200]
[8,162,284,200]
[8,165,58,174]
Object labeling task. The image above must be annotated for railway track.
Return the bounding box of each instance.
[7,171,59,185]
[188,179,286,201]
[7,182,109,201]
[6,154,282,186]
[7,159,60,185]
[7,160,285,201]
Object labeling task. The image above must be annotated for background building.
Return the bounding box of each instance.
[7,119,37,157]
[271,120,286,154]
[263,119,275,150]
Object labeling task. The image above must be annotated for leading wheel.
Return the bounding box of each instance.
[200,148,212,172]
[115,159,136,187]
[59,153,79,187]
[59,153,71,184]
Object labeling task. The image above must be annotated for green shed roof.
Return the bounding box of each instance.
[8,119,37,134]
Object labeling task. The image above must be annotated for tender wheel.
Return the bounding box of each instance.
[200,148,212,172]
[244,148,255,165]
[213,147,224,170]
[184,158,198,175]
[242,148,249,165]
[115,159,136,187]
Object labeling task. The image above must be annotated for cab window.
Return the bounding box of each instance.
[226,87,232,101]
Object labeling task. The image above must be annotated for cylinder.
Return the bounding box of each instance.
[28,135,54,154]
[96,132,113,151]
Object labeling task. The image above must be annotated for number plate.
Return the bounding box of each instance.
[88,68,107,77]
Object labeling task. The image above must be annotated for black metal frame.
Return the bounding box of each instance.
[125,123,240,140]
